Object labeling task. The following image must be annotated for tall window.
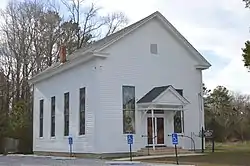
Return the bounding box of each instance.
[79,88,86,135]
[174,110,184,133]
[51,96,56,137]
[64,92,69,136]
[122,86,135,134]
[39,99,44,138]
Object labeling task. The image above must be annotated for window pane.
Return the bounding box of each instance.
[79,88,85,135]
[39,118,43,137]
[64,116,69,136]
[147,110,164,114]
[79,111,85,135]
[174,111,182,133]
[64,92,69,136]
[51,117,55,137]
[51,96,56,137]
[122,86,135,109]
[123,110,135,133]
[150,44,158,54]
[122,86,135,134]
[40,100,43,118]
[39,99,44,137]
[181,110,184,133]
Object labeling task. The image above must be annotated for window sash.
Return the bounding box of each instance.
[39,118,43,137]
[51,117,55,137]
[51,96,56,137]
[79,87,85,135]
[174,110,184,133]
[122,86,135,134]
[150,44,158,54]
[64,92,69,136]
[39,99,44,137]
[123,109,135,134]
[64,116,69,136]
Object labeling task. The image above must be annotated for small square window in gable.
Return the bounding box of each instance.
[150,44,158,54]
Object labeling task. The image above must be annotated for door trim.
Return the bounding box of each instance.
[146,115,165,146]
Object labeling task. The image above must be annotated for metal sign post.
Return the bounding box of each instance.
[68,136,73,157]
[172,133,179,165]
[127,134,133,161]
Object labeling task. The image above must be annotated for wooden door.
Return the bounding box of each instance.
[147,117,155,144]
[157,117,164,144]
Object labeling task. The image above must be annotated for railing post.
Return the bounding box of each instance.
[212,135,215,153]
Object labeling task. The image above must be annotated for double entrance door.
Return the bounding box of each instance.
[147,116,165,145]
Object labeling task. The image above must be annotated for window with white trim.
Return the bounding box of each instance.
[51,96,56,137]
[122,86,136,134]
[174,110,184,133]
[39,99,44,138]
[79,87,85,135]
[64,92,69,136]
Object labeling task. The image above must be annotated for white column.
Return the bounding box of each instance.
[154,112,157,144]
[151,109,155,150]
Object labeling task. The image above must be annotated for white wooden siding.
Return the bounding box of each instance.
[33,59,99,153]
[95,17,203,153]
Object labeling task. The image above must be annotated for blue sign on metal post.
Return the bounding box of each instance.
[127,134,133,145]
[68,136,73,145]
[172,133,178,145]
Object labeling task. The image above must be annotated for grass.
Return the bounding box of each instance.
[140,141,250,166]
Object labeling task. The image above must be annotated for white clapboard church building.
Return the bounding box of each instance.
[29,11,211,156]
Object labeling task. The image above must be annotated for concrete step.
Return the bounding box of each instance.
[136,147,193,156]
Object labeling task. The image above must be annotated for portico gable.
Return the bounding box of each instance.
[137,85,190,110]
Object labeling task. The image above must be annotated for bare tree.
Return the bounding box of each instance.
[60,0,128,49]
[0,0,128,152]
[0,0,57,152]
[104,12,128,37]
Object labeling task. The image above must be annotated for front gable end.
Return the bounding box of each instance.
[97,11,211,69]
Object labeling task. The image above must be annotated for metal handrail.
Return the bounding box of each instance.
[167,134,196,151]
[141,135,157,144]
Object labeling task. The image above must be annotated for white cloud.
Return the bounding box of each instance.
[98,0,250,94]
[0,0,249,93]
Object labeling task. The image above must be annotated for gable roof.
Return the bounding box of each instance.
[29,11,211,84]
[137,85,184,103]
[93,11,211,67]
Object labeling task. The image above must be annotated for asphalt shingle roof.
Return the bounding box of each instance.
[137,85,183,103]
[37,12,159,74]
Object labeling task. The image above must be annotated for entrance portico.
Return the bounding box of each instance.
[137,85,190,150]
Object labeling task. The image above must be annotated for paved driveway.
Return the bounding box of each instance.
[0,156,156,166]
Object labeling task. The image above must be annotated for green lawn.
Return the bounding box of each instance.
[141,142,250,166]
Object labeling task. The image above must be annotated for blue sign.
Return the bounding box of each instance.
[68,136,73,145]
[172,133,178,145]
[127,134,133,144]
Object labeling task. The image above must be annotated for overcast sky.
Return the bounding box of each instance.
[1,0,250,94]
